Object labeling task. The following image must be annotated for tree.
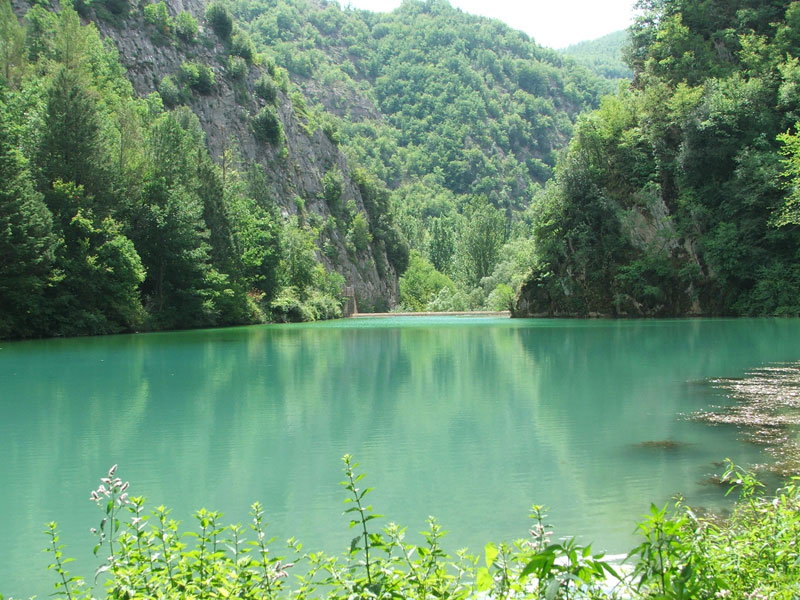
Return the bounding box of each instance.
[0,0,26,88]
[457,198,505,286]
[251,106,282,145]
[349,212,372,251]
[48,186,145,336]
[132,177,212,327]
[777,124,800,226]
[144,2,173,36]
[205,2,233,40]
[128,110,218,328]
[175,12,198,42]
[426,216,454,274]
[399,251,455,311]
[36,66,112,218]
[279,218,317,293]
[0,96,59,338]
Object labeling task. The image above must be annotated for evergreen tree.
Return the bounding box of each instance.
[36,66,112,218]
[0,94,59,338]
[0,0,26,88]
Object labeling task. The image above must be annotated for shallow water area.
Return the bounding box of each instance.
[2,317,799,598]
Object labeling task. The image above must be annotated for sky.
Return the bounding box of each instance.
[343,0,638,49]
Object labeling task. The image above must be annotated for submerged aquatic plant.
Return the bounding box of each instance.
[690,362,800,476]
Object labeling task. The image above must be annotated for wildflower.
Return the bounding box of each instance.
[108,464,117,477]
[274,560,294,578]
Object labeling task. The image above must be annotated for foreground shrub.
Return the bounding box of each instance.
[37,460,800,599]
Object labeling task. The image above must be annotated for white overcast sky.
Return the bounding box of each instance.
[343,0,637,49]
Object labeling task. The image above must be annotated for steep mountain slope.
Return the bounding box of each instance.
[89,0,406,307]
[228,0,609,203]
[3,0,410,340]
[515,0,800,317]
[2,0,616,336]
[220,0,613,305]
[560,30,632,85]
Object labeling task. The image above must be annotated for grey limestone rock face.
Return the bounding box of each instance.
[13,0,399,309]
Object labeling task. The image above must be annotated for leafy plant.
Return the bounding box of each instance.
[174,11,198,42]
[251,106,283,145]
[38,459,800,600]
[204,2,233,40]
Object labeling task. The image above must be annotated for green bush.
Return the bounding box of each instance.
[231,29,255,63]
[157,75,180,107]
[255,73,278,104]
[143,1,172,35]
[204,2,232,40]
[39,460,800,600]
[348,212,372,252]
[174,11,198,42]
[399,250,455,311]
[195,63,215,94]
[269,285,313,322]
[487,283,515,311]
[251,106,282,145]
[178,61,199,87]
[227,55,247,80]
[178,62,214,94]
[322,167,343,210]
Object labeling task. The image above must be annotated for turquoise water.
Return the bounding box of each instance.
[1,317,799,598]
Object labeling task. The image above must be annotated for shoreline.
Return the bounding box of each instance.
[350,310,511,318]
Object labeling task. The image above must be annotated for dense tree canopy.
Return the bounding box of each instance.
[0,1,345,338]
[518,0,800,317]
[5,0,797,336]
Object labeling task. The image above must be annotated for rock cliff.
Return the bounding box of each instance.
[12,0,399,309]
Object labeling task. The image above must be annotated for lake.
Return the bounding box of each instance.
[2,317,799,598]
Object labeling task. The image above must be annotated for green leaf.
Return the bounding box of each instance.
[545,578,560,600]
[484,542,498,568]
[476,567,492,592]
[520,551,555,581]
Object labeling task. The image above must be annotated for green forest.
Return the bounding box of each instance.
[517,0,800,317]
[2,0,800,340]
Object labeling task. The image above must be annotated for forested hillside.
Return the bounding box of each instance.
[0,0,409,339]
[0,0,613,338]
[560,30,632,84]
[5,0,796,338]
[224,0,612,308]
[515,0,800,317]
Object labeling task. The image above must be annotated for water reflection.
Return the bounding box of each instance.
[2,318,800,598]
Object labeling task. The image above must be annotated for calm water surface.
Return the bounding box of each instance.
[2,317,799,597]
